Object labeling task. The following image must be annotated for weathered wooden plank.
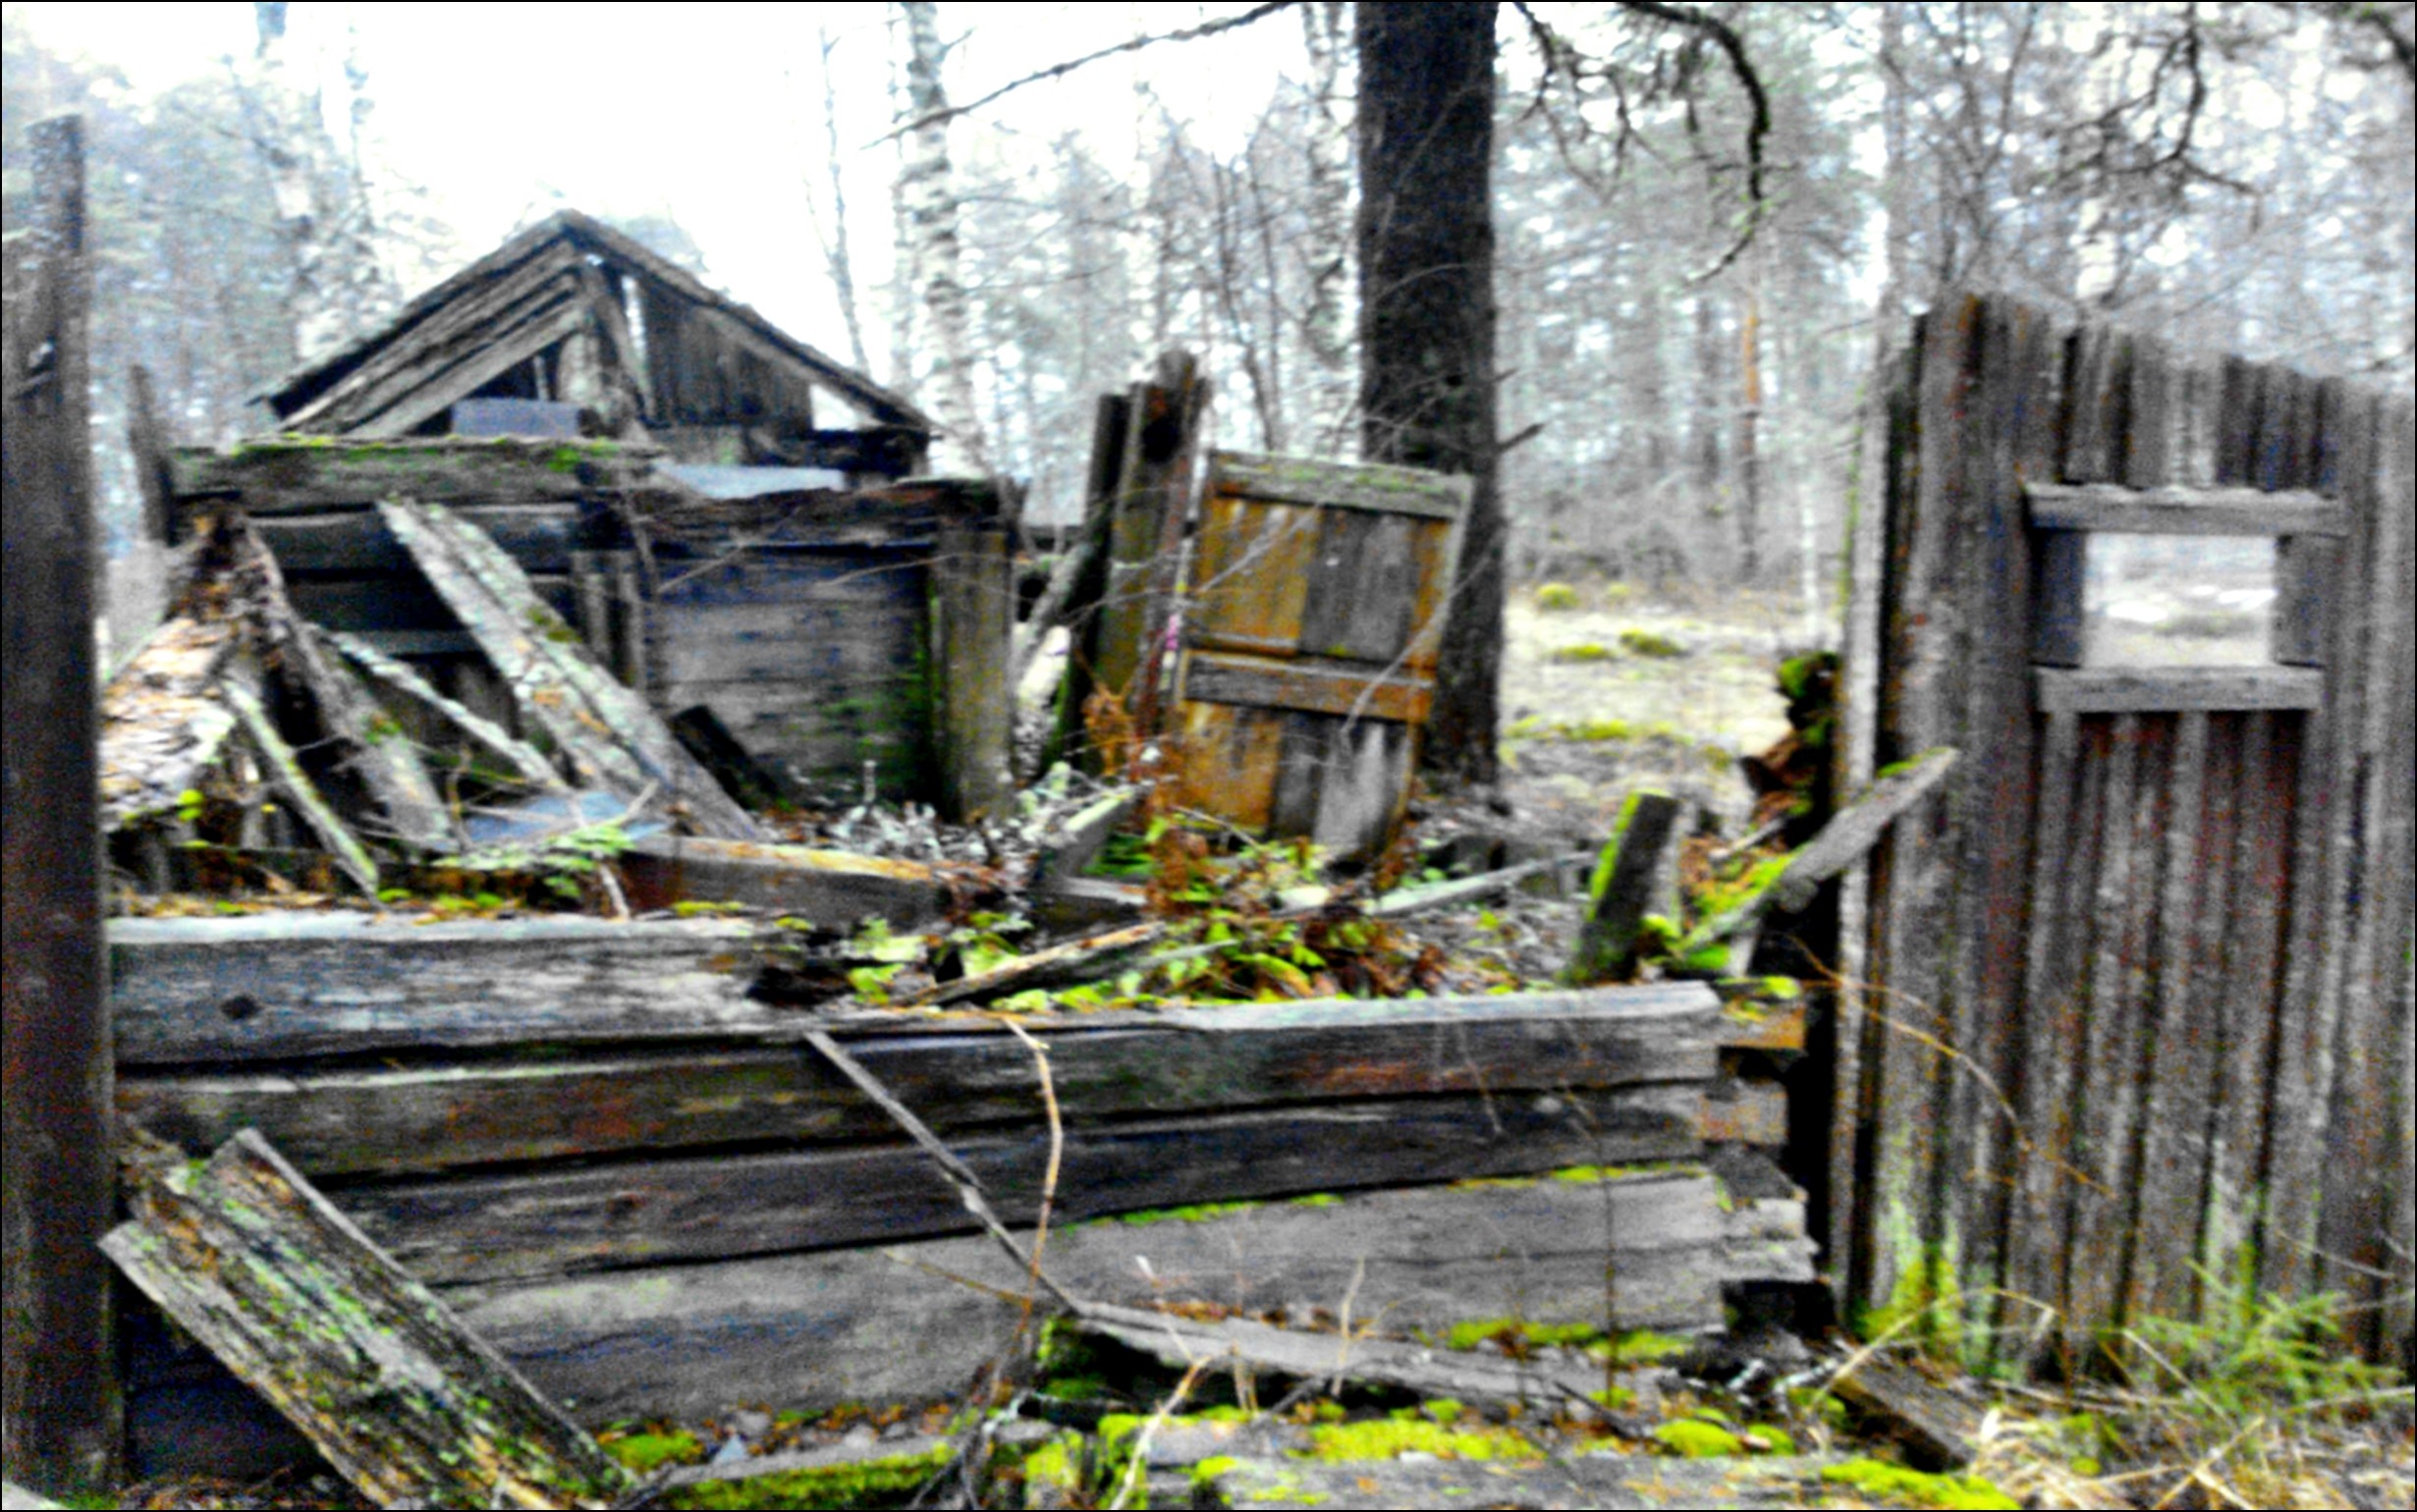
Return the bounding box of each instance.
[328,630,565,789]
[443,1174,1734,1425]
[1298,508,1424,664]
[2126,708,2215,1328]
[174,437,646,513]
[2023,482,2343,537]
[1041,393,1129,772]
[2171,712,2242,1322]
[1185,494,1318,655]
[98,615,243,831]
[2032,667,2323,713]
[381,497,763,840]
[2003,707,2089,1362]
[344,1090,1707,1283]
[2264,372,2359,1305]
[1174,701,1286,831]
[103,1130,631,1509]
[2315,389,2407,1343]
[109,914,767,1063]
[1696,1079,1790,1149]
[1566,791,1683,984]
[2059,711,2144,1357]
[1210,451,1472,520]
[1094,354,1205,729]
[251,504,579,575]
[2202,712,2290,1299]
[223,678,379,895]
[932,519,1013,821]
[615,833,941,927]
[1181,650,1430,724]
[122,992,1713,1177]
[2031,530,2089,667]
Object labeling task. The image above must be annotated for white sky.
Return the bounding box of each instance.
[10,1,1308,366]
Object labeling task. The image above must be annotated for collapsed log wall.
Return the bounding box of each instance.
[108,913,1816,1476]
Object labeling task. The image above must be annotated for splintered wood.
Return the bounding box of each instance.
[103,1128,630,1511]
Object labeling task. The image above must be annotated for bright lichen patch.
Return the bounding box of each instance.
[1618,627,1686,658]
[1298,1419,1535,1463]
[1439,1317,1604,1352]
[602,1429,705,1473]
[1112,1200,1261,1226]
[1817,1458,2019,1509]
[1549,641,1614,663]
[656,1442,952,1510]
[1652,1419,1744,1457]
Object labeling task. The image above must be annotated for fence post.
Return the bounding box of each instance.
[2,113,121,1495]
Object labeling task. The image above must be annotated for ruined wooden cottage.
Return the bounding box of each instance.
[168,211,1008,813]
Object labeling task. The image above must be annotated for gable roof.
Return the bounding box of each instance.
[263,210,935,436]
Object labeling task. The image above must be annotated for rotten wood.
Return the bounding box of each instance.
[614,833,941,928]
[173,436,648,513]
[326,629,566,790]
[240,521,451,850]
[1043,391,1132,773]
[1093,352,1206,735]
[906,923,1164,1008]
[222,678,379,896]
[99,616,243,832]
[345,1090,1708,1284]
[1566,791,1682,984]
[377,496,763,840]
[2022,481,2343,535]
[120,983,1721,1172]
[1829,1357,1980,1472]
[102,1129,630,1509]
[931,518,1014,821]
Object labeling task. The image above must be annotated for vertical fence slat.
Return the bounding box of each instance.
[1863,296,1989,1345]
[2377,399,2417,1371]
[2267,370,2364,1306]
[2205,710,2285,1304]
[2128,704,2214,1330]
[2177,715,2244,1319]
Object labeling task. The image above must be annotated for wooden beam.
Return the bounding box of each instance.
[1210,451,1473,520]
[118,984,1721,1173]
[1566,791,1682,984]
[615,833,942,928]
[2032,666,2323,713]
[2024,481,2344,536]
[1,113,120,1497]
[104,1131,630,1509]
[172,437,650,513]
[342,1090,1707,1284]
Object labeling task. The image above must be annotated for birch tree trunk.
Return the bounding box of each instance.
[898,1,988,472]
[239,2,397,366]
[810,24,875,380]
[1300,0,1355,458]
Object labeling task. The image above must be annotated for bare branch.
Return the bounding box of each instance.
[869,1,1298,146]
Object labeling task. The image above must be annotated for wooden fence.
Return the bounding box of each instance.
[1836,292,2415,1373]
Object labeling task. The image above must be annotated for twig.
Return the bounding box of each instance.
[1103,1353,1218,1511]
[998,1017,1064,1324]
[1328,1257,1367,1396]
[800,1030,1082,1312]
[877,1247,1031,1306]
[872,2,1296,145]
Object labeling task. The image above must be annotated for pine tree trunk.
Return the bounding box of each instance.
[899,1,987,471]
[1356,0,1500,788]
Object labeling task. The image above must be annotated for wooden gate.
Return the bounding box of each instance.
[1171,452,1469,860]
[1838,293,2414,1371]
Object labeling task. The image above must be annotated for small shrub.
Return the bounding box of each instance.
[1618,627,1685,658]
[1532,582,1582,611]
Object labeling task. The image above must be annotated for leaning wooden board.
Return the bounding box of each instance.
[1174,452,1469,858]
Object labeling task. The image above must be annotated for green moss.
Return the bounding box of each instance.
[1020,1434,1084,1497]
[547,446,585,473]
[1742,1425,1796,1455]
[1114,1200,1260,1226]
[1617,627,1685,658]
[606,1430,704,1473]
[657,1443,951,1509]
[1421,1398,1464,1424]
[1532,582,1581,611]
[1651,1419,1743,1457]
[1288,1192,1343,1209]
[1548,642,1613,663]
[1298,1420,1533,1463]
[1191,1454,1247,1485]
[1816,1458,2018,1510]
[1590,1330,1695,1366]
[1438,1317,1603,1351]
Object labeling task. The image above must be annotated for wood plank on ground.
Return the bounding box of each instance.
[102,1129,630,1510]
[1566,791,1682,985]
[614,833,943,928]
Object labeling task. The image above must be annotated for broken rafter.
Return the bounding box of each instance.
[327,628,567,792]
[377,496,764,841]
[223,678,379,896]
[103,1128,631,1510]
[240,519,453,850]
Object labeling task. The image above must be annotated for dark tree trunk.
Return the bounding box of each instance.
[1356,0,1501,787]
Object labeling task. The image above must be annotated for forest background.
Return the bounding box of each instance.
[5,0,2411,680]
